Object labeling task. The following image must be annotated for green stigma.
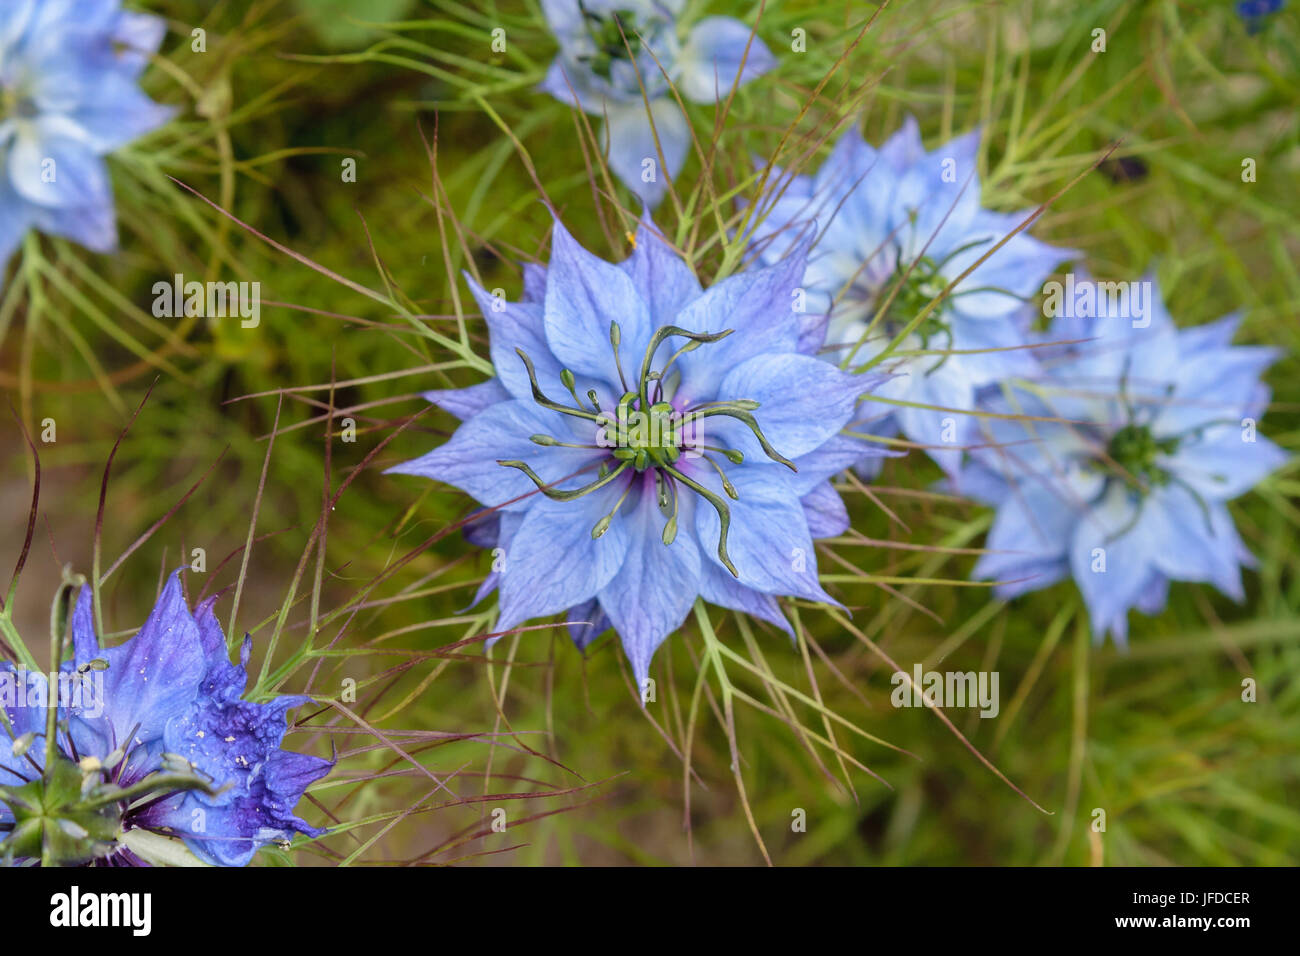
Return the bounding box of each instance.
[1105,423,1177,490]
[875,254,953,356]
[499,322,798,578]
[608,395,682,470]
[576,4,645,81]
[0,756,122,866]
[0,82,38,123]
[855,231,1001,373]
[0,752,222,866]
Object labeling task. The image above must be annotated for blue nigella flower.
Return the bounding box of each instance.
[388,215,887,686]
[1236,0,1286,32]
[954,275,1287,644]
[0,572,331,866]
[0,0,174,270]
[749,117,1075,475]
[539,0,776,207]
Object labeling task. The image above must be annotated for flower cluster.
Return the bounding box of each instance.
[2,2,1284,798]
[732,115,1286,639]
[539,0,774,206]
[390,215,887,685]
[0,573,330,866]
[953,278,1286,642]
[0,0,173,270]
[389,106,1287,672]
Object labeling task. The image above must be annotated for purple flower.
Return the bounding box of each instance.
[0,0,174,268]
[389,215,887,686]
[0,572,331,866]
[954,275,1287,643]
[540,0,776,206]
[750,117,1074,474]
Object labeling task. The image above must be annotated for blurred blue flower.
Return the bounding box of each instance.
[390,215,886,686]
[539,0,775,207]
[955,276,1287,643]
[1236,0,1286,32]
[750,117,1075,475]
[0,0,174,269]
[0,572,331,866]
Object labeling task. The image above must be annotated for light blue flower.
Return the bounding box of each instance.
[749,117,1074,474]
[0,0,174,269]
[0,573,331,866]
[539,0,775,207]
[389,215,887,686]
[955,275,1287,644]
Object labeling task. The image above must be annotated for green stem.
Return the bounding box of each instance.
[77,772,220,812]
[0,614,40,672]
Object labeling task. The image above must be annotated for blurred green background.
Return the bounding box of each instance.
[1,0,1297,865]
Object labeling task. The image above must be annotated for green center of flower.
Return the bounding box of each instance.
[0,85,16,122]
[842,230,1001,372]
[0,758,121,866]
[608,395,683,470]
[1104,422,1176,490]
[0,83,37,124]
[0,743,222,866]
[2,742,227,865]
[499,322,796,577]
[576,4,647,81]
[875,255,953,352]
